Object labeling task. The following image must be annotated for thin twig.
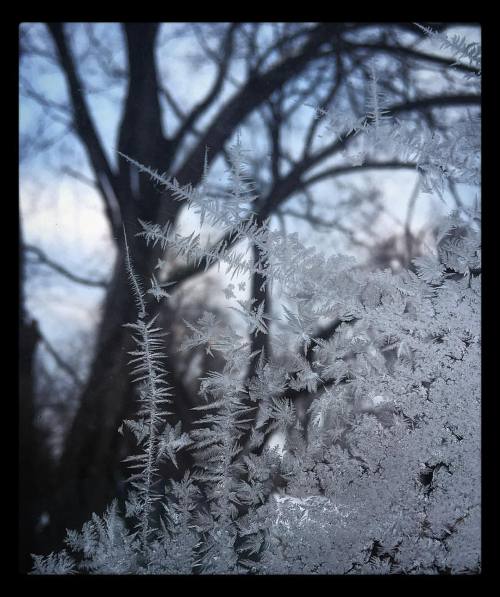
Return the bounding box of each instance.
[39,333,84,387]
[24,244,108,288]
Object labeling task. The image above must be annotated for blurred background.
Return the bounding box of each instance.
[19,22,480,572]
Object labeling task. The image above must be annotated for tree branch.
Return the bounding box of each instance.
[158,84,188,122]
[302,54,343,159]
[343,41,480,76]
[46,23,122,235]
[165,88,478,292]
[61,166,98,189]
[40,333,84,387]
[303,161,417,189]
[391,93,480,113]
[280,208,371,249]
[163,23,339,207]
[258,93,480,218]
[171,23,239,153]
[24,244,108,288]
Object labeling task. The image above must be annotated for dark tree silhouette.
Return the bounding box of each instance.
[19,22,480,569]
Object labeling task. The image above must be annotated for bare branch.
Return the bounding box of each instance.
[171,24,239,152]
[280,208,371,249]
[304,161,417,190]
[61,166,98,189]
[164,23,340,206]
[46,23,122,235]
[253,24,317,73]
[158,84,187,122]
[344,41,480,76]
[24,244,108,288]
[165,86,478,292]
[391,93,480,113]
[302,55,343,159]
[84,24,127,80]
[39,333,85,388]
[20,77,72,117]
[259,93,480,219]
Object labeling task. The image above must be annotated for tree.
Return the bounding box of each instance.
[19,22,480,567]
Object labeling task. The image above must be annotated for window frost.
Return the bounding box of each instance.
[33,32,480,574]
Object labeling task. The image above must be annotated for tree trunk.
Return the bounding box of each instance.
[48,23,185,542]
[19,222,55,572]
[52,251,135,537]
